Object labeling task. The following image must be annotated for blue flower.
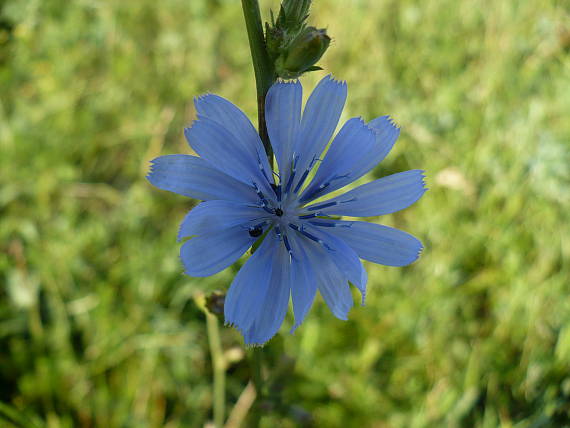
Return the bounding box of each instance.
[147,76,426,345]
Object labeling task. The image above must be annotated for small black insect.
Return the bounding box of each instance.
[248,225,263,237]
[274,208,284,217]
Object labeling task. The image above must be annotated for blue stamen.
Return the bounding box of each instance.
[284,153,299,195]
[288,223,333,251]
[283,234,293,263]
[307,201,338,211]
[271,183,282,201]
[284,171,296,194]
[283,234,292,252]
[293,170,310,194]
[251,182,275,214]
[256,151,271,183]
[293,156,319,194]
[252,181,271,207]
[308,221,335,227]
[306,196,356,212]
[309,221,352,228]
[300,229,333,251]
[300,173,351,203]
[298,213,321,220]
[341,197,357,204]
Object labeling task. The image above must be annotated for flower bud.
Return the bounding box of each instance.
[205,291,225,320]
[275,26,330,79]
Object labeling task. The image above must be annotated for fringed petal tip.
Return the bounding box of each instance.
[145,164,158,182]
[183,121,197,136]
[274,78,301,85]
[227,313,313,344]
[323,73,347,87]
[224,321,271,347]
[193,92,213,104]
[244,342,268,349]
[146,160,159,177]
[416,243,425,258]
[177,210,195,242]
[418,171,429,192]
[386,115,401,129]
[404,240,424,266]
[177,224,189,242]
[355,116,378,133]
[147,158,160,173]
[412,169,428,187]
[223,320,238,330]
[360,290,366,307]
[368,116,401,138]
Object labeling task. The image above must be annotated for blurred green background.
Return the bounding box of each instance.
[1,0,569,427]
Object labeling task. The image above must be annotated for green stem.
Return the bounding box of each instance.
[241,2,273,425]
[241,0,276,163]
[250,347,265,426]
[251,347,264,397]
[206,312,225,428]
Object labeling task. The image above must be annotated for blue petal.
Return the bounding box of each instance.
[194,94,272,183]
[293,75,347,190]
[178,200,267,241]
[287,233,317,332]
[265,80,302,183]
[301,116,400,202]
[310,220,423,267]
[147,154,257,202]
[317,262,353,320]
[185,118,273,195]
[300,117,375,202]
[242,236,292,345]
[305,170,427,217]
[367,115,400,163]
[180,225,256,277]
[303,225,367,303]
[224,235,276,333]
[302,239,353,320]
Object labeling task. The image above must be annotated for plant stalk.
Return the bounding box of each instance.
[249,347,265,426]
[241,0,276,163]
[241,2,275,425]
[206,311,225,427]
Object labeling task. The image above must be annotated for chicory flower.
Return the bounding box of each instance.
[148,76,426,345]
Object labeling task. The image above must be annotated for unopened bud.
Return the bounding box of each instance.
[275,27,330,79]
[205,291,225,319]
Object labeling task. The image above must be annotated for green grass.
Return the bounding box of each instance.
[1,0,569,427]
